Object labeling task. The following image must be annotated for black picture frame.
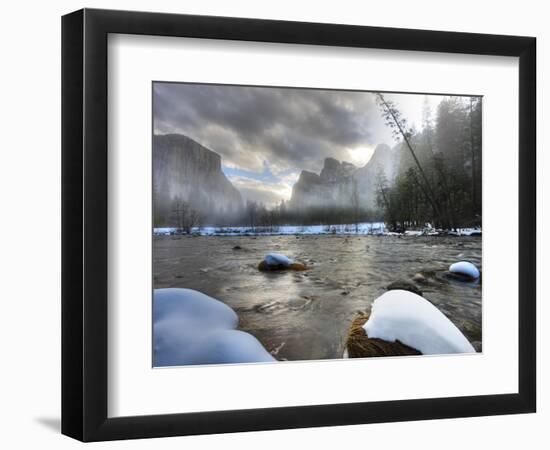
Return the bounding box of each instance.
[61,8,536,442]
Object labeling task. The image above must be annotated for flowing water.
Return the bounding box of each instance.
[153,234,482,361]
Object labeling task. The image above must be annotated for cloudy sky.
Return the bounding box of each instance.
[153,82,443,206]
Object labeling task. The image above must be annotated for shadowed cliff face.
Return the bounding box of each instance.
[153,134,243,226]
[289,144,397,211]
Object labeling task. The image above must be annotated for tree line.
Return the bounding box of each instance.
[375,94,482,231]
[165,195,383,233]
[243,197,382,230]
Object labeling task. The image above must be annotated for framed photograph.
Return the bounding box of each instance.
[62,8,536,441]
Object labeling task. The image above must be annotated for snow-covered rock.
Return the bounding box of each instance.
[346,314,421,358]
[363,290,476,355]
[264,253,294,267]
[449,261,480,280]
[153,288,275,366]
[258,253,307,272]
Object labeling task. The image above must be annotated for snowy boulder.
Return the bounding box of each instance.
[266,253,293,266]
[449,261,480,280]
[362,290,476,355]
[153,288,275,366]
[258,253,307,271]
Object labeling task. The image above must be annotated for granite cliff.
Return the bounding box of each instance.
[289,144,397,211]
[153,134,243,226]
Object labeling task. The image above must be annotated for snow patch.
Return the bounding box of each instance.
[154,223,481,237]
[153,288,275,366]
[363,290,476,355]
[449,261,480,279]
[154,222,387,236]
[448,227,482,236]
[404,230,423,236]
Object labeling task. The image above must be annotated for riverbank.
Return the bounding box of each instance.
[153,222,481,237]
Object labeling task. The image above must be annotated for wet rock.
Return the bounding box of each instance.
[287,262,308,271]
[445,272,475,282]
[232,245,242,250]
[386,280,423,296]
[412,273,427,283]
[258,253,308,272]
[258,260,308,272]
[345,315,421,358]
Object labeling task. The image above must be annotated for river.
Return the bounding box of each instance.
[153,234,482,361]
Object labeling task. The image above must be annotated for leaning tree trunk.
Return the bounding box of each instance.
[377,94,447,228]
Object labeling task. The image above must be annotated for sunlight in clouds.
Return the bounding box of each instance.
[346,146,375,168]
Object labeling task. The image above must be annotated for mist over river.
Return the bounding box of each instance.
[153,234,482,361]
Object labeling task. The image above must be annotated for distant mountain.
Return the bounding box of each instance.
[289,158,357,210]
[288,144,397,211]
[354,144,398,208]
[153,134,243,226]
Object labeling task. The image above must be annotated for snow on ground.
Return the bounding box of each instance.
[449,261,480,279]
[154,222,386,236]
[448,227,482,236]
[265,253,293,267]
[363,290,476,355]
[154,288,275,366]
[404,230,423,236]
[154,223,481,237]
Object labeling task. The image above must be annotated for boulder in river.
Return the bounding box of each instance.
[346,289,476,358]
[363,290,476,355]
[258,253,308,272]
[449,261,480,280]
[153,288,275,366]
[412,273,427,283]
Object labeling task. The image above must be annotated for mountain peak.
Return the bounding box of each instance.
[298,170,322,184]
[153,133,242,226]
[320,157,356,182]
[370,143,391,161]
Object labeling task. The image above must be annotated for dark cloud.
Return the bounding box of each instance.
[153,83,388,174]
